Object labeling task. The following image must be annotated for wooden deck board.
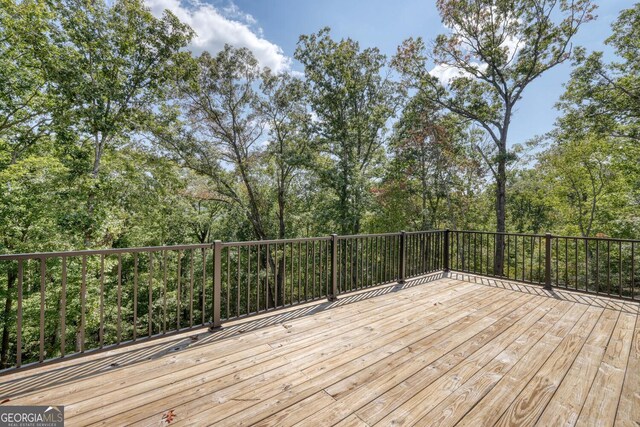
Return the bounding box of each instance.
[0,273,637,427]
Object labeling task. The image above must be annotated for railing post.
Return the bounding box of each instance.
[399,231,406,284]
[212,240,222,328]
[545,233,552,290]
[444,229,450,273]
[329,234,338,301]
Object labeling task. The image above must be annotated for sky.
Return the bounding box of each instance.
[145,0,633,147]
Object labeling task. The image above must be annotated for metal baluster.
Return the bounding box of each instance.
[202,249,206,325]
[257,244,261,312]
[162,251,167,334]
[117,254,121,343]
[189,250,194,327]
[148,253,153,337]
[266,243,270,310]
[16,260,23,367]
[237,246,241,316]
[619,241,623,297]
[298,241,302,300]
[81,256,87,351]
[60,257,67,356]
[134,254,138,340]
[39,257,45,362]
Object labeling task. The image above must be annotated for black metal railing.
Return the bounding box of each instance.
[448,231,547,285]
[0,231,446,371]
[447,230,638,300]
[1,228,637,371]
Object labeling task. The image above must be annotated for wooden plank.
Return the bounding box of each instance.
[68,284,499,424]
[490,305,604,427]
[127,288,520,426]
[448,302,592,427]
[536,306,620,426]
[298,296,550,426]
[333,414,370,427]
[616,313,640,426]
[378,301,593,426]
[191,293,531,427]
[575,311,636,426]
[118,288,504,426]
[355,299,572,426]
[6,279,472,405]
[251,391,336,427]
[323,293,533,400]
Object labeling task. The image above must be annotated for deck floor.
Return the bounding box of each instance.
[1,272,639,426]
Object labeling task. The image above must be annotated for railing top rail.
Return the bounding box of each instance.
[335,232,402,239]
[2,229,638,261]
[451,230,547,238]
[452,229,640,244]
[0,243,213,261]
[550,235,640,244]
[405,230,444,236]
[222,236,332,247]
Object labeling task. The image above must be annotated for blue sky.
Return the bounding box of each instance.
[147,0,633,147]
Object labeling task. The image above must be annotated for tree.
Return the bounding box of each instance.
[46,0,193,246]
[158,46,271,241]
[387,89,483,230]
[157,46,295,306]
[507,168,553,234]
[537,130,637,238]
[295,28,397,235]
[0,0,53,167]
[393,0,595,274]
[259,70,312,239]
[0,155,68,367]
[557,3,640,143]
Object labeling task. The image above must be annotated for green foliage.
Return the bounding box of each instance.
[0,0,53,164]
[557,4,640,143]
[373,88,485,231]
[295,28,397,234]
[0,0,639,368]
[393,0,596,236]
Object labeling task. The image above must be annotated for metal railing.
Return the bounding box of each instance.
[0,231,445,371]
[447,230,639,301]
[1,228,637,371]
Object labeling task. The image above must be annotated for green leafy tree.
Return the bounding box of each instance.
[158,46,271,241]
[539,134,635,238]
[295,28,397,234]
[393,0,596,274]
[558,4,640,143]
[0,0,53,167]
[0,155,68,366]
[46,0,193,245]
[259,70,312,239]
[507,168,553,234]
[384,89,484,230]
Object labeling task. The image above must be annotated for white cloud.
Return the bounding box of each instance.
[146,0,291,73]
[429,62,488,85]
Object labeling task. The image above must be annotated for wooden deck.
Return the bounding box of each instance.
[1,272,638,426]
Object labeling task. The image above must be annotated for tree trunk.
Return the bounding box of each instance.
[85,134,104,247]
[494,153,507,276]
